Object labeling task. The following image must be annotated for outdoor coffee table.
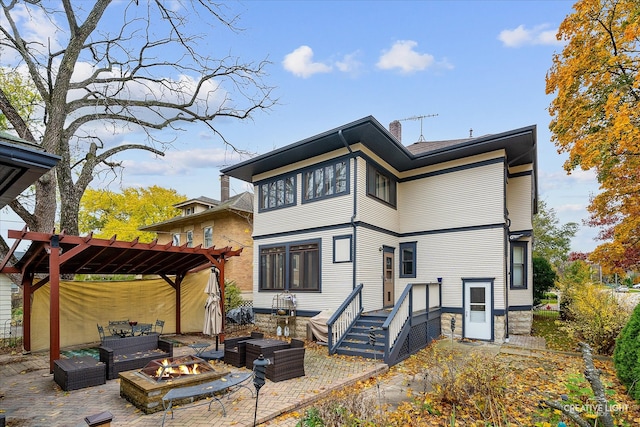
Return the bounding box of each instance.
[53,356,106,391]
[244,339,290,369]
[188,342,210,356]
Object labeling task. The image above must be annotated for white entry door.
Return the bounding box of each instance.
[464,281,492,340]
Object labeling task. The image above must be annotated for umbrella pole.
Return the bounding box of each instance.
[216,335,219,351]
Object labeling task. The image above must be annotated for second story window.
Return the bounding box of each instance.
[172,233,180,246]
[204,226,213,248]
[303,160,348,202]
[259,175,296,211]
[367,163,396,207]
[186,230,193,247]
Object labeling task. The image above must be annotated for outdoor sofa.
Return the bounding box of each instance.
[98,333,173,379]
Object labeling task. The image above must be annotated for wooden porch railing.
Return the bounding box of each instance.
[327,284,363,354]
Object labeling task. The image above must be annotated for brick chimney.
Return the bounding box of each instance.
[220,174,230,202]
[389,120,401,143]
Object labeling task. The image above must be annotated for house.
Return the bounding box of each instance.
[0,132,60,337]
[139,175,254,299]
[221,116,537,355]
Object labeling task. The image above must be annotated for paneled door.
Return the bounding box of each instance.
[383,251,394,308]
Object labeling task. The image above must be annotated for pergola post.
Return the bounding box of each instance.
[48,235,61,372]
[21,272,33,353]
[218,258,226,342]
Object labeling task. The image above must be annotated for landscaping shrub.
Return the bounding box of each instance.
[295,390,386,426]
[613,303,640,402]
[419,345,509,424]
[562,284,631,355]
[224,280,244,311]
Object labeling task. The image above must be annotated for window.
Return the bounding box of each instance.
[367,163,396,206]
[186,230,193,248]
[399,242,417,278]
[260,246,285,290]
[333,235,352,263]
[203,226,213,248]
[259,240,320,291]
[511,242,527,289]
[259,175,296,211]
[172,233,180,246]
[303,160,348,202]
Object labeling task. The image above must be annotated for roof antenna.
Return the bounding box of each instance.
[469,128,473,138]
[398,114,438,142]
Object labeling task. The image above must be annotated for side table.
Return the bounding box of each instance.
[54,356,106,391]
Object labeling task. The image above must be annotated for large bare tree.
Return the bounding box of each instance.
[0,0,274,254]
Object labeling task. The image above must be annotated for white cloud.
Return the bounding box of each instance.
[121,146,247,176]
[282,46,332,78]
[498,24,562,48]
[376,40,434,74]
[335,52,363,75]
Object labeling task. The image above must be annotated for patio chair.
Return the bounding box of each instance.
[97,324,106,342]
[265,340,305,382]
[223,332,264,368]
[154,319,165,334]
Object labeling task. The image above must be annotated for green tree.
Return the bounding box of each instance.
[533,200,579,270]
[0,1,274,257]
[533,256,558,306]
[546,0,640,272]
[613,303,640,401]
[79,186,184,242]
[0,69,40,131]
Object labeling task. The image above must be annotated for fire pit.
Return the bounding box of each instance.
[119,355,229,414]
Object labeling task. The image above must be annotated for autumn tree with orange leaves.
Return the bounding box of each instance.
[546,0,640,274]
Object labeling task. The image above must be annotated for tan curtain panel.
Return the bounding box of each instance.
[30,269,209,351]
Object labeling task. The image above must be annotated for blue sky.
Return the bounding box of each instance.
[1,1,600,253]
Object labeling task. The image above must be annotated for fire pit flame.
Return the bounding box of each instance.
[140,355,214,382]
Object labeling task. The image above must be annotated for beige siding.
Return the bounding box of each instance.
[507,174,533,232]
[252,228,355,313]
[398,160,505,234]
[0,275,11,334]
[253,160,355,237]
[507,237,534,307]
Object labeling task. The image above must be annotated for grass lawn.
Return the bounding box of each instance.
[532,310,579,352]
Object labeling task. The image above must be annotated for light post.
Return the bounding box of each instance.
[450,316,456,344]
[252,354,270,427]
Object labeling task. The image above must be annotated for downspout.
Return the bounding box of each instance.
[338,130,357,289]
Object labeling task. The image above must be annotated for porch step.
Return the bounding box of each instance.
[335,313,387,360]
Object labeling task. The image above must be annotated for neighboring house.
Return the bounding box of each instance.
[140,175,254,299]
[221,116,537,345]
[0,132,60,336]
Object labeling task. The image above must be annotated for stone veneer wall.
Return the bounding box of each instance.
[494,315,506,342]
[254,313,310,339]
[440,313,463,339]
[508,310,533,335]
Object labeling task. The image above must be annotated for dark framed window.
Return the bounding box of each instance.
[510,241,527,289]
[259,174,296,211]
[302,160,349,202]
[367,163,396,207]
[399,242,417,278]
[259,240,321,292]
[260,246,286,290]
[290,243,319,290]
[333,235,352,263]
[186,230,193,248]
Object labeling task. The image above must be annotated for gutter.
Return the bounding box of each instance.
[338,130,358,290]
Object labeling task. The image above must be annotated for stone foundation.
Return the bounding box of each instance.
[440,313,462,339]
[508,310,533,335]
[255,313,309,339]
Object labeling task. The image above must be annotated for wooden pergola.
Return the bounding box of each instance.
[0,228,241,371]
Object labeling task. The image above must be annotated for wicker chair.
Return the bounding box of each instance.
[265,340,305,382]
[223,331,264,368]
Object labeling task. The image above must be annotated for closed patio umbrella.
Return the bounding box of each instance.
[203,267,223,350]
